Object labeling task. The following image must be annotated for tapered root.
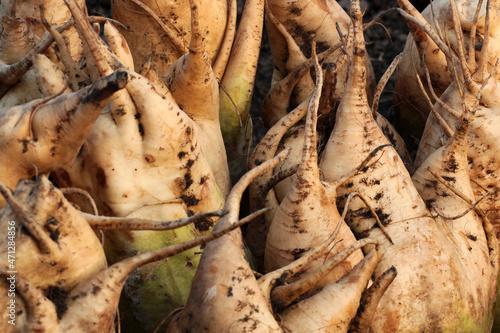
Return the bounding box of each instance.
[258,191,358,301]
[349,266,398,332]
[372,53,402,115]
[83,210,228,230]
[0,182,61,256]
[271,237,379,311]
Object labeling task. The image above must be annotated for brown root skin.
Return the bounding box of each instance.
[167,151,290,333]
[0,70,128,206]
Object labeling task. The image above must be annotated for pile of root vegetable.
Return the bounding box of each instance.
[1,0,500,332]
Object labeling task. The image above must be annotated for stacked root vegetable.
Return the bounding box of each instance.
[0,0,499,332]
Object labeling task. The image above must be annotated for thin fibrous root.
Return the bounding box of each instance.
[430,193,490,220]
[116,207,272,275]
[416,46,455,137]
[352,192,394,245]
[468,0,485,69]
[61,187,99,215]
[427,167,498,265]
[83,210,229,230]
[256,164,299,206]
[40,3,91,91]
[372,53,402,115]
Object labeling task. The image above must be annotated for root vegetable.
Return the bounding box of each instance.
[0,20,71,98]
[61,0,226,328]
[277,248,383,332]
[0,206,256,333]
[0,0,85,61]
[264,1,315,109]
[0,64,42,108]
[0,16,38,64]
[264,46,363,289]
[258,204,392,333]
[318,0,498,330]
[348,266,398,332]
[413,0,500,237]
[266,0,376,104]
[32,54,72,97]
[103,21,134,71]
[0,70,128,208]
[163,0,230,197]
[218,0,264,183]
[0,175,106,293]
[261,45,338,128]
[393,0,498,151]
[166,151,290,333]
[246,97,309,269]
[170,150,386,333]
[110,0,228,75]
[0,175,106,333]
